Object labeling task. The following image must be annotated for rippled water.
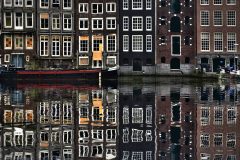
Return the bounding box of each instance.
[0,78,239,160]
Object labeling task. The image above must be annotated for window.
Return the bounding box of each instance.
[146,107,152,124]
[92,130,103,141]
[40,0,48,8]
[92,3,103,14]
[63,0,71,9]
[26,35,33,49]
[146,130,152,141]
[146,17,152,31]
[123,35,129,52]
[4,54,10,62]
[214,106,223,125]
[123,107,129,124]
[132,17,143,31]
[4,12,12,28]
[123,17,129,31]
[132,0,142,10]
[214,32,223,51]
[132,108,143,123]
[79,36,89,52]
[201,32,210,51]
[15,12,23,29]
[146,0,152,9]
[106,18,116,30]
[52,0,60,7]
[14,0,23,6]
[26,13,33,28]
[79,3,88,13]
[227,133,236,148]
[227,11,236,26]
[201,0,209,4]
[227,107,237,124]
[132,35,143,52]
[123,128,129,143]
[213,0,222,5]
[227,32,236,52]
[92,36,103,52]
[123,0,128,10]
[131,129,143,142]
[107,56,116,65]
[63,36,72,57]
[79,130,89,143]
[52,14,60,30]
[40,13,49,29]
[227,0,236,5]
[40,35,49,56]
[79,145,89,157]
[106,129,116,141]
[227,155,236,160]
[63,14,72,30]
[214,11,222,26]
[52,36,60,56]
[106,3,116,12]
[107,35,116,52]
[92,18,103,30]
[26,0,33,7]
[200,133,210,147]
[4,0,12,6]
[200,11,209,26]
[79,18,89,30]
[79,56,89,65]
[63,130,72,144]
[15,35,23,49]
[171,36,181,55]
[146,151,152,160]
[201,107,210,126]
[146,35,152,52]
[214,133,223,146]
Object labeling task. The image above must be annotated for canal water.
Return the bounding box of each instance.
[0,78,239,160]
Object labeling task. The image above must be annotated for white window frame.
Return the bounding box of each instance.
[91,3,103,14]
[4,0,12,7]
[107,34,116,52]
[79,3,88,13]
[213,0,222,5]
[107,56,117,65]
[63,0,72,9]
[63,13,72,30]
[40,0,49,8]
[123,35,129,52]
[146,16,152,31]
[227,10,236,26]
[4,12,12,28]
[79,36,89,53]
[92,18,103,30]
[132,16,143,31]
[79,18,89,30]
[4,54,10,62]
[63,36,72,57]
[51,36,61,57]
[25,0,33,7]
[25,13,33,28]
[132,35,143,52]
[146,35,152,52]
[14,0,23,7]
[79,56,89,65]
[214,32,223,52]
[123,0,128,10]
[213,10,223,26]
[15,35,24,49]
[40,13,49,30]
[227,0,236,5]
[201,32,210,51]
[14,12,23,30]
[40,35,49,56]
[106,3,116,12]
[52,14,60,30]
[146,0,152,10]
[123,17,129,31]
[200,0,209,5]
[132,0,143,10]
[106,17,116,30]
[200,10,209,26]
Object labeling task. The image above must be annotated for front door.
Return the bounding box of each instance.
[133,59,142,71]
[12,54,24,68]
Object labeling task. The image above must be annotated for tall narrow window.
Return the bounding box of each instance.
[4,35,12,49]
[200,11,209,26]
[146,35,152,52]
[227,32,236,52]
[123,0,128,10]
[146,17,152,31]
[106,18,116,30]
[106,3,116,12]
[227,11,236,26]
[123,17,129,31]
[123,35,129,52]
[213,11,222,26]
[107,35,116,52]
[79,18,89,30]
[26,13,33,28]
[15,12,23,29]
[52,36,60,56]
[146,0,152,9]
[4,12,12,28]
[52,14,60,30]
[214,32,223,51]
[40,13,49,29]
[63,14,72,30]
[15,35,23,49]
[171,36,181,55]
[40,35,49,56]
[26,35,33,49]
[79,36,89,53]
[201,32,210,51]
[63,36,72,57]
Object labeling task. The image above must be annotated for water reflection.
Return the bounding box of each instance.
[0,80,239,160]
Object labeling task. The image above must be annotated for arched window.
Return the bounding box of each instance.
[161,16,167,25]
[171,0,181,14]
[170,16,181,32]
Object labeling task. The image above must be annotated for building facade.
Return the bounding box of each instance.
[76,0,118,69]
[156,0,195,75]
[37,0,75,69]
[196,0,240,72]
[1,0,35,69]
[119,0,155,75]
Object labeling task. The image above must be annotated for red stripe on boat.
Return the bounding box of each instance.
[16,69,101,75]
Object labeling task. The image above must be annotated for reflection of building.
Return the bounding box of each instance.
[196,1,240,72]
[0,85,119,160]
[78,89,118,159]
[76,0,118,69]
[156,84,196,160]
[119,85,155,159]
[196,85,240,160]
[156,0,195,74]
[0,88,37,159]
